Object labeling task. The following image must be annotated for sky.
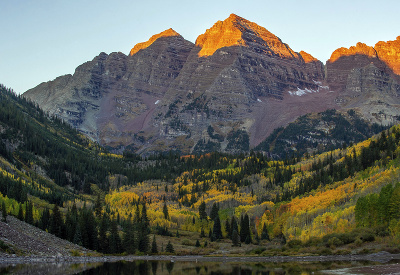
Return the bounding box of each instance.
[1,0,399,95]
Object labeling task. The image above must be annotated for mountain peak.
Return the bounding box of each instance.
[328,42,377,63]
[374,36,400,75]
[195,14,297,58]
[130,28,180,56]
[299,51,318,63]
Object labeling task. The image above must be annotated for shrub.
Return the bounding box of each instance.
[287,239,303,249]
[333,249,351,255]
[0,240,9,250]
[305,236,322,247]
[248,247,266,255]
[320,248,333,255]
[327,237,344,248]
[359,232,375,242]
[181,239,192,246]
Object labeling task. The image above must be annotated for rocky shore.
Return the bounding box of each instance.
[1,251,400,265]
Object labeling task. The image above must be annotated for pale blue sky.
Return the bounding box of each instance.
[1,0,399,94]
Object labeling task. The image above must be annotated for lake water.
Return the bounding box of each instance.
[2,259,400,275]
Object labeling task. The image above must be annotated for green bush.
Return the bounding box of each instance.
[305,236,322,247]
[250,247,266,255]
[320,248,333,255]
[327,237,344,248]
[181,239,192,246]
[0,240,9,250]
[359,232,375,242]
[287,239,303,249]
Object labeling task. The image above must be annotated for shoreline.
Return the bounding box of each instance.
[1,251,399,265]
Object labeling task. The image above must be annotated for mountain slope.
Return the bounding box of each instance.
[256,109,386,158]
[5,81,400,256]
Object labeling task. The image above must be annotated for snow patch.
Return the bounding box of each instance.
[257,98,262,102]
[289,82,330,96]
[155,100,160,105]
[288,88,317,96]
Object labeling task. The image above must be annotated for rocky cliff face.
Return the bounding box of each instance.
[23,14,400,154]
[326,39,400,125]
[25,30,194,147]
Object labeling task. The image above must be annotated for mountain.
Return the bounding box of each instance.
[326,37,400,125]
[23,14,400,155]
[24,14,335,154]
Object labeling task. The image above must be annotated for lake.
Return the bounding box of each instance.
[2,259,400,275]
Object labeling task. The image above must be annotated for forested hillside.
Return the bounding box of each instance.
[1,84,400,256]
[256,109,386,158]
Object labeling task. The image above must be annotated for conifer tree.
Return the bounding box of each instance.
[199,201,207,220]
[137,201,150,253]
[163,201,169,220]
[98,213,110,253]
[230,216,238,240]
[261,223,270,241]
[225,218,231,239]
[212,216,222,241]
[1,201,7,223]
[123,217,135,254]
[17,203,24,221]
[165,241,174,253]
[39,207,50,230]
[50,204,63,238]
[25,201,34,225]
[73,223,83,246]
[109,218,121,254]
[94,193,102,217]
[232,229,240,247]
[240,214,251,243]
[210,203,219,221]
[151,235,158,254]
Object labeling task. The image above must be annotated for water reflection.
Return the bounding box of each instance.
[75,260,395,275]
[1,260,399,275]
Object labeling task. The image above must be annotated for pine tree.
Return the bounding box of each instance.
[137,201,150,253]
[200,227,205,237]
[225,218,231,239]
[73,223,83,246]
[261,223,270,241]
[199,201,207,220]
[50,204,63,238]
[1,201,7,223]
[98,213,110,253]
[212,216,222,241]
[151,235,158,254]
[109,218,121,254]
[163,201,169,220]
[123,217,135,254]
[195,239,201,247]
[230,216,238,240]
[232,229,240,247]
[94,193,102,217]
[25,201,34,225]
[65,208,77,242]
[39,207,50,230]
[210,203,219,221]
[240,214,251,243]
[17,204,24,221]
[165,241,174,253]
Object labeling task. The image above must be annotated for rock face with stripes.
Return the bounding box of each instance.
[23,14,400,154]
[326,37,400,124]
